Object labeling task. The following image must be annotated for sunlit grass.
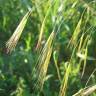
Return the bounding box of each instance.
[6,11,31,53]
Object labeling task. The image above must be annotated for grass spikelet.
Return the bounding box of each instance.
[59,64,71,96]
[77,33,96,78]
[81,46,88,78]
[77,33,85,52]
[33,31,55,91]
[36,5,51,50]
[73,85,96,96]
[68,17,82,47]
[35,47,52,91]
[6,11,31,53]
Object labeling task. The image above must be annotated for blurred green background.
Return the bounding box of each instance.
[0,0,96,96]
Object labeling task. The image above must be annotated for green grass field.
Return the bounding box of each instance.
[0,0,96,96]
